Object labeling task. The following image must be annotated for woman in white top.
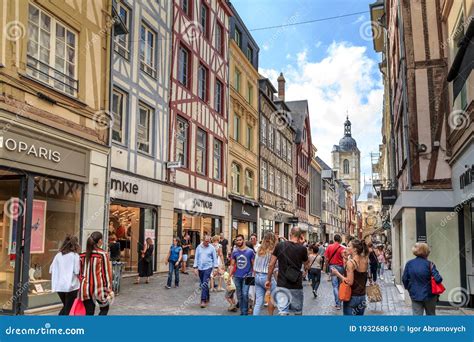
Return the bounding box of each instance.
[210,235,224,291]
[49,235,80,315]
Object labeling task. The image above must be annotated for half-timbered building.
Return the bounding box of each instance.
[168,0,232,246]
[108,0,173,273]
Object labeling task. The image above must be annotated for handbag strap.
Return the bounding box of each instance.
[327,245,342,265]
[308,255,317,269]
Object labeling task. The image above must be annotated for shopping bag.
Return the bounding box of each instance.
[366,281,382,302]
[69,298,86,316]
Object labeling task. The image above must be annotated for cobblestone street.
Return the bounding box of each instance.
[95,269,464,316]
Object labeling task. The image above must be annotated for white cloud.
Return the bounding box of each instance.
[259,41,383,182]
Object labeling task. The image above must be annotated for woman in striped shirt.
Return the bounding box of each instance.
[79,231,114,315]
[253,231,277,316]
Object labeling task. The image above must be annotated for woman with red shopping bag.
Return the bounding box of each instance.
[79,231,114,315]
[402,242,444,315]
[49,235,80,315]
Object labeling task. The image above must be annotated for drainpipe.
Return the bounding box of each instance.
[398,0,413,189]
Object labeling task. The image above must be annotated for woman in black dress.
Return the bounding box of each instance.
[135,238,154,284]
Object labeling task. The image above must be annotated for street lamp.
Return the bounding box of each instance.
[373,181,383,196]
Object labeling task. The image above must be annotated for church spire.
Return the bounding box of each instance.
[344,115,352,137]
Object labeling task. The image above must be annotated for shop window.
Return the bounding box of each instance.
[139,23,156,77]
[109,204,157,274]
[137,103,153,154]
[196,128,207,175]
[176,116,188,167]
[213,139,223,181]
[27,4,78,96]
[112,88,128,145]
[27,176,83,309]
[114,2,131,59]
[231,163,241,194]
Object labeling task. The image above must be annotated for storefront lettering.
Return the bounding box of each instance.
[0,136,61,163]
[241,207,250,216]
[192,199,212,210]
[460,165,474,189]
[111,178,139,194]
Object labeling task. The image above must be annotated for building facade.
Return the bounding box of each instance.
[317,157,339,242]
[443,0,474,307]
[108,0,173,273]
[168,0,232,249]
[369,0,469,306]
[227,2,259,241]
[0,0,111,314]
[309,146,322,242]
[332,117,361,199]
[258,77,295,239]
[286,96,313,238]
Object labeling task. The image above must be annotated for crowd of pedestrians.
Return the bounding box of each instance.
[49,227,443,317]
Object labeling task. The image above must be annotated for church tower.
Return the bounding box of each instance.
[332,116,361,199]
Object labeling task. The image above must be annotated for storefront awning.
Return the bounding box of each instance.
[447,19,474,100]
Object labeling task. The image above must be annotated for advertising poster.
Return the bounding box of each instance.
[30,200,46,254]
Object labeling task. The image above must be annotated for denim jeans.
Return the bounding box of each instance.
[253,272,276,316]
[233,276,250,315]
[167,262,179,287]
[308,269,321,294]
[343,295,367,315]
[198,268,212,302]
[370,263,378,282]
[274,287,304,315]
[330,265,345,306]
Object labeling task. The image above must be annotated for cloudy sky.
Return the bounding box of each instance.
[232,0,383,183]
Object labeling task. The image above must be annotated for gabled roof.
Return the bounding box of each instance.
[315,156,331,171]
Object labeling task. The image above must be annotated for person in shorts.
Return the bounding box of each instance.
[181,233,192,274]
[223,266,237,312]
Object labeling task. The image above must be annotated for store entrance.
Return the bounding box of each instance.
[0,171,24,313]
[109,203,157,273]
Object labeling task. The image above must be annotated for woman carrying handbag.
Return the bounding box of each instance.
[332,239,369,316]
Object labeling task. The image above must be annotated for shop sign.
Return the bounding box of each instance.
[460,165,474,190]
[110,171,161,206]
[0,125,89,182]
[381,189,397,205]
[288,216,299,224]
[192,199,213,210]
[0,136,61,162]
[111,178,139,194]
[231,200,258,222]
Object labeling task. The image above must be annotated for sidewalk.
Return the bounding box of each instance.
[39,269,468,316]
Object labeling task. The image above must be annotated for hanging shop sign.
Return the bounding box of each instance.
[381,189,398,206]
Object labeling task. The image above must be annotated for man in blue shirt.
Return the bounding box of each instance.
[193,235,218,308]
[230,234,255,315]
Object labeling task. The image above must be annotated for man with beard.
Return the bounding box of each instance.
[229,234,255,315]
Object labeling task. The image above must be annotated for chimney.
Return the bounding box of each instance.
[277,72,285,101]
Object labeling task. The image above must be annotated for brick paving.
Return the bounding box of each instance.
[94,268,464,316]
